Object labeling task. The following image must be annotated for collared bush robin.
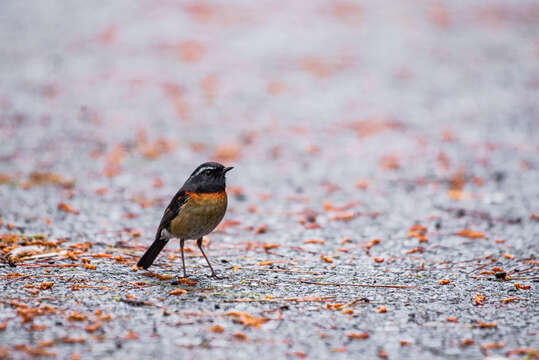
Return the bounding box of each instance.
[137,162,233,278]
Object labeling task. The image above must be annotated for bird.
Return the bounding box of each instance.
[137,162,233,278]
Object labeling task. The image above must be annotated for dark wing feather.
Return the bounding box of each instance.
[154,189,187,241]
[137,189,188,269]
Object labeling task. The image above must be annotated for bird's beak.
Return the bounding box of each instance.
[223,166,234,174]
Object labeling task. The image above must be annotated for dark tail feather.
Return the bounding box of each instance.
[137,239,168,269]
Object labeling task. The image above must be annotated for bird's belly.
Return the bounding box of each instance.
[169,191,227,240]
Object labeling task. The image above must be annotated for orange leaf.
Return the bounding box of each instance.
[330,212,356,221]
[374,257,384,263]
[481,342,505,350]
[155,273,174,280]
[378,306,387,313]
[175,278,198,286]
[347,332,369,340]
[474,293,487,306]
[169,289,187,296]
[60,336,86,344]
[210,325,224,333]
[501,297,519,304]
[67,312,87,321]
[362,238,381,249]
[255,225,268,234]
[447,317,458,322]
[439,279,451,285]
[326,303,346,311]
[40,282,54,290]
[256,260,288,266]
[503,253,515,260]
[58,202,79,215]
[226,312,269,329]
[124,330,139,340]
[233,332,248,341]
[263,243,280,250]
[514,283,530,290]
[477,321,497,329]
[321,255,334,263]
[455,229,485,239]
[304,239,325,244]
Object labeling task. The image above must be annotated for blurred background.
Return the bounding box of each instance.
[1,0,538,243]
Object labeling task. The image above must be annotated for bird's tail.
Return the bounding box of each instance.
[137,239,168,269]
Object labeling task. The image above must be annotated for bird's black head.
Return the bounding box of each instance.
[182,162,233,193]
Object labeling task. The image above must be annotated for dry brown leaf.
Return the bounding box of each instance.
[321,255,334,263]
[40,282,54,290]
[477,321,497,329]
[455,229,485,239]
[226,312,269,329]
[169,289,187,296]
[210,325,224,333]
[58,202,79,215]
[304,239,325,244]
[348,332,369,340]
[514,283,530,290]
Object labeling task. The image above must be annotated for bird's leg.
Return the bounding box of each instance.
[197,237,221,279]
[180,238,187,278]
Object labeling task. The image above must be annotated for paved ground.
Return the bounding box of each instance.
[1,1,538,359]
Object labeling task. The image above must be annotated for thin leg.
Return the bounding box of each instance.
[197,237,220,279]
[180,239,186,278]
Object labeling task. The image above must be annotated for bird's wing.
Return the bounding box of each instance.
[154,189,188,241]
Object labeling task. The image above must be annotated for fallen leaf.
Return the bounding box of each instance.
[304,239,325,244]
[124,330,139,340]
[378,306,387,313]
[58,202,80,215]
[514,283,530,290]
[40,282,54,290]
[481,342,505,350]
[210,325,224,333]
[60,336,86,344]
[169,289,187,296]
[477,321,497,329]
[474,293,487,306]
[321,255,334,263]
[233,332,248,341]
[439,279,451,285]
[455,229,485,239]
[501,297,519,304]
[348,332,369,340]
[67,312,87,321]
[226,312,269,328]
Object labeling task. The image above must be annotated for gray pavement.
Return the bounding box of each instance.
[0,1,538,359]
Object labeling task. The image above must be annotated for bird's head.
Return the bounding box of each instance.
[183,162,233,193]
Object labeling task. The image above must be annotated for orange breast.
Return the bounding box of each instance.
[170,191,228,239]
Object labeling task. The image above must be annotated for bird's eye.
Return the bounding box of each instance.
[204,170,212,176]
